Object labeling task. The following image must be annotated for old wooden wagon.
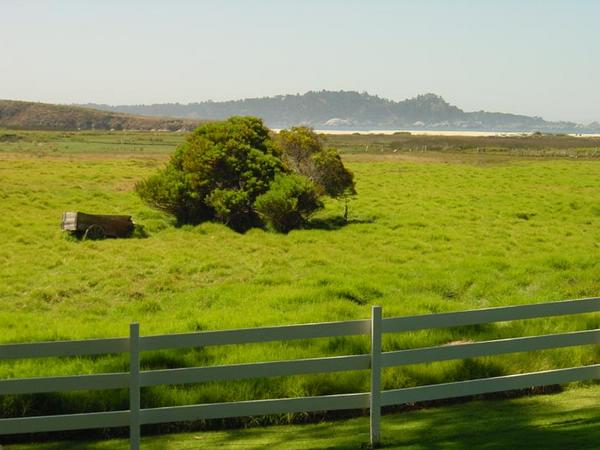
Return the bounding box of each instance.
[61,211,134,239]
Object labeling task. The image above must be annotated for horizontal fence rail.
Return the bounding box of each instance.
[382,297,600,333]
[140,319,371,351]
[382,329,600,367]
[0,296,598,449]
[0,372,129,395]
[0,337,129,360]
[140,392,371,424]
[0,411,130,435]
[140,354,371,386]
[3,297,597,359]
[381,365,600,406]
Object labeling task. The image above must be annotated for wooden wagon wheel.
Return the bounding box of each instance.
[83,224,106,240]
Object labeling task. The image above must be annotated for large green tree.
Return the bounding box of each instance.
[137,118,356,232]
[136,116,283,230]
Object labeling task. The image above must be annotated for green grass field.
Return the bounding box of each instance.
[323,132,600,158]
[0,130,598,435]
[5,385,600,449]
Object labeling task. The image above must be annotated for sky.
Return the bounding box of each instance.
[1,0,599,123]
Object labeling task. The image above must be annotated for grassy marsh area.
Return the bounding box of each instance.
[0,130,598,436]
[324,132,600,158]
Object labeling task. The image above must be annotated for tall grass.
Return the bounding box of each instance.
[0,131,598,429]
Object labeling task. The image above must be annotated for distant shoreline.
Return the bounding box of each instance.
[300,129,600,138]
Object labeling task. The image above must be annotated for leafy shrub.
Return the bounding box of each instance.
[136,165,210,224]
[205,188,252,230]
[136,116,283,230]
[311,147,356,198]
[254,174,322,232]
[278,126,356,197]
[137,118,356,232]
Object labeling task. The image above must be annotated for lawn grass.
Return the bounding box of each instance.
[0,130,598,428]
[4,384,599,449]
[0,129,185,155]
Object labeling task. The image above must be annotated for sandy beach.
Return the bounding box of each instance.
[306,129,600,138]
[271,128,600,137]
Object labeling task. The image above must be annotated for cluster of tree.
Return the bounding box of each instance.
[136,116,355,232]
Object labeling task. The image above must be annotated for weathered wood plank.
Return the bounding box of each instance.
[61,211,134,237]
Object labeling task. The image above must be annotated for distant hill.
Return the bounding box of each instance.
[84,91,600,133]
[0,99,203,131]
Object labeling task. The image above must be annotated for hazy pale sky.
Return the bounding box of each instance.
[2,0,599,123]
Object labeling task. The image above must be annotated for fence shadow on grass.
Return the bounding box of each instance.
[381,387,600,450]
[182,387,600,450]
[3,387,599,449]
[306,215,375,231]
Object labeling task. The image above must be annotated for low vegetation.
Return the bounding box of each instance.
[254,174,323,232]
[0,129,598,438]
[324,132,600,157]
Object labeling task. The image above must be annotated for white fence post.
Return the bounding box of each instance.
[370,305,382,446]
[129,323,140,450]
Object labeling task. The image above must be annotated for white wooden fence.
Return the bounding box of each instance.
[1,297,599,449]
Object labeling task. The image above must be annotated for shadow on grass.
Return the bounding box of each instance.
[63,224,149,241]
[5,386,599,450]
[198,387,600,450]
[306,215,375,231]
[380,387,600,450]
